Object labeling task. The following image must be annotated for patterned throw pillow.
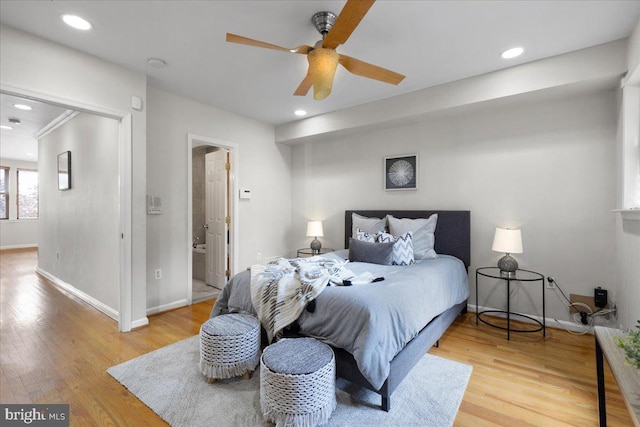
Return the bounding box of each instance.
[355,229,378,243]
[377,231,415,265]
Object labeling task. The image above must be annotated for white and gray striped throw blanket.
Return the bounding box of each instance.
[250,257,353,342]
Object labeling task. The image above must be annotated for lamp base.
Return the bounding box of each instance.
[497,254,518,274]
[310,238,322,253]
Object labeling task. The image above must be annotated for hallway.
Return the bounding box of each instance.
[0,248,215,425]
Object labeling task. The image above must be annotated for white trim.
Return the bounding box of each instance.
[1,83,134,333]
[37,268,118,321]
[33,110,78,140]
[146,299,189,316]
[187,133,240,306]
[131,317,150,329]
[119,114,133,332]
[0,243,38,250]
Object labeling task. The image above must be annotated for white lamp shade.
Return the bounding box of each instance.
[492,228,523,254]
[306,221,324,237]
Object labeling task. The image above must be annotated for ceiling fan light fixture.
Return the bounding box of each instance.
[308,48,339,100]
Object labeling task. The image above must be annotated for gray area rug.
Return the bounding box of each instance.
[107,336,472,426]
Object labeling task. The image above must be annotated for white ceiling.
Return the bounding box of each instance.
[0,0,639,131]
[0,93,70,162]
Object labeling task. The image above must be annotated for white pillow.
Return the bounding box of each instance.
[387,214,438,260]
[352,213,386,238]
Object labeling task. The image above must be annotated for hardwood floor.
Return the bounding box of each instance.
[0,248,633,426]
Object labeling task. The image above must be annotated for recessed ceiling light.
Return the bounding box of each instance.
[294,110,307,117]
[501,47,524,59]
[147,58,167,68]
[61,14,93,31]
[25,152,35,157]
[0,125,13,130]
[14,104,33,111]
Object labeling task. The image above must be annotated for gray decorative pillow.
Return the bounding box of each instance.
[352,213,386,238]
[377,231,415,265]
[348,238,394,265]
[387,214,438,260]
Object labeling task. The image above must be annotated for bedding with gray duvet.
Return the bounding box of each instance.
[210,250,469,390]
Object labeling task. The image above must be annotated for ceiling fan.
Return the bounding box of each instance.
[226,0,405,100]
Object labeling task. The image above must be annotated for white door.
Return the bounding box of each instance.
[205,150,226,289]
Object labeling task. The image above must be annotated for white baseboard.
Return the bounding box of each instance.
[146,299,188,316]
[467,303,595,334]
[1,243,38,250]
[36,268,119,321]
[131,317,149,329]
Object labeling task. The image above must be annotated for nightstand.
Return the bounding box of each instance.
[475,267,545,340]
[296,248,334,258]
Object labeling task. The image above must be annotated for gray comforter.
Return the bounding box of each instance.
[210,251,469,390]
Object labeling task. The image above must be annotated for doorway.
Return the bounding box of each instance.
[0,87,133,331]
[187,134,238,305]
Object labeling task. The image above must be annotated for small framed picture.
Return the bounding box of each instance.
[384,154,417,191]
[58,151,71,190]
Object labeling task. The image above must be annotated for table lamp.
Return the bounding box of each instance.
[492,228,523,277]
[306,221,324,253]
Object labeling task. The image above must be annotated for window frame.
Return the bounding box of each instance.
[16,168,38,220]
[0,166,9,220]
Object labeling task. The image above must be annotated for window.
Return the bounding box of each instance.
[17,169,38,219]
[0,167,8,220]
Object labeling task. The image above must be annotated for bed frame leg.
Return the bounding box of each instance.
[382,396,390,412]
[434,340,440,348]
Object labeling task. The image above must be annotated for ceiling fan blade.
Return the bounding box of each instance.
[293,71,313,96]
[339,54,405,85]
[226,33,311,54]
[322,0,375,49]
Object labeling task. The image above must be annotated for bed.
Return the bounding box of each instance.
[211,209,470,411]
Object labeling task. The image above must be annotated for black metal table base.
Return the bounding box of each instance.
[477,310,544,334]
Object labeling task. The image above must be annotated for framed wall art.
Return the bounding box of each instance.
[384,154,417,191]
[58,151,71,191]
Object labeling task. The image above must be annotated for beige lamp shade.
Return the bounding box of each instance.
[308,48,339,100]
[306,221,324,237]
[306,221,324,252]
[492,228,522,275]
[492,228,523,254]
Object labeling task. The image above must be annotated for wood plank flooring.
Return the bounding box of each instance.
[0,248,633,426]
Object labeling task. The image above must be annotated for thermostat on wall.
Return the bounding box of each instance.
[147,195,162,214]
[239,189,251,200]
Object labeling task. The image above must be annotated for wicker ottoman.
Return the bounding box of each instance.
[260,338,336,427]
[199,313,260,383]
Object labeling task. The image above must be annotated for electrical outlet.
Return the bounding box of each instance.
[257,252,262,261]
[56,252,60,261]
[155,269,162,280]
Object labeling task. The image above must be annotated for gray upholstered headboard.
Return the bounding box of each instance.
[345,210,471,269]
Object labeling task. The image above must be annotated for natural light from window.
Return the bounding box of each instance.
[0,167,8,220]
[17,169,38,219]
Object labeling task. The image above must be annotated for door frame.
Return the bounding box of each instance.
[1,83,133,332]
[186,133,239,304]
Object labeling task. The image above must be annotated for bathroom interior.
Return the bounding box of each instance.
[192,144,222,302]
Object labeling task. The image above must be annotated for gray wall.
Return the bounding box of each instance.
[146,87,292,313]
[292,89,618,324]
[38,113,120,311]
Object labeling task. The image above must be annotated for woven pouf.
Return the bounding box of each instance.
[199,313,260,383]
[260,337,336,427]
